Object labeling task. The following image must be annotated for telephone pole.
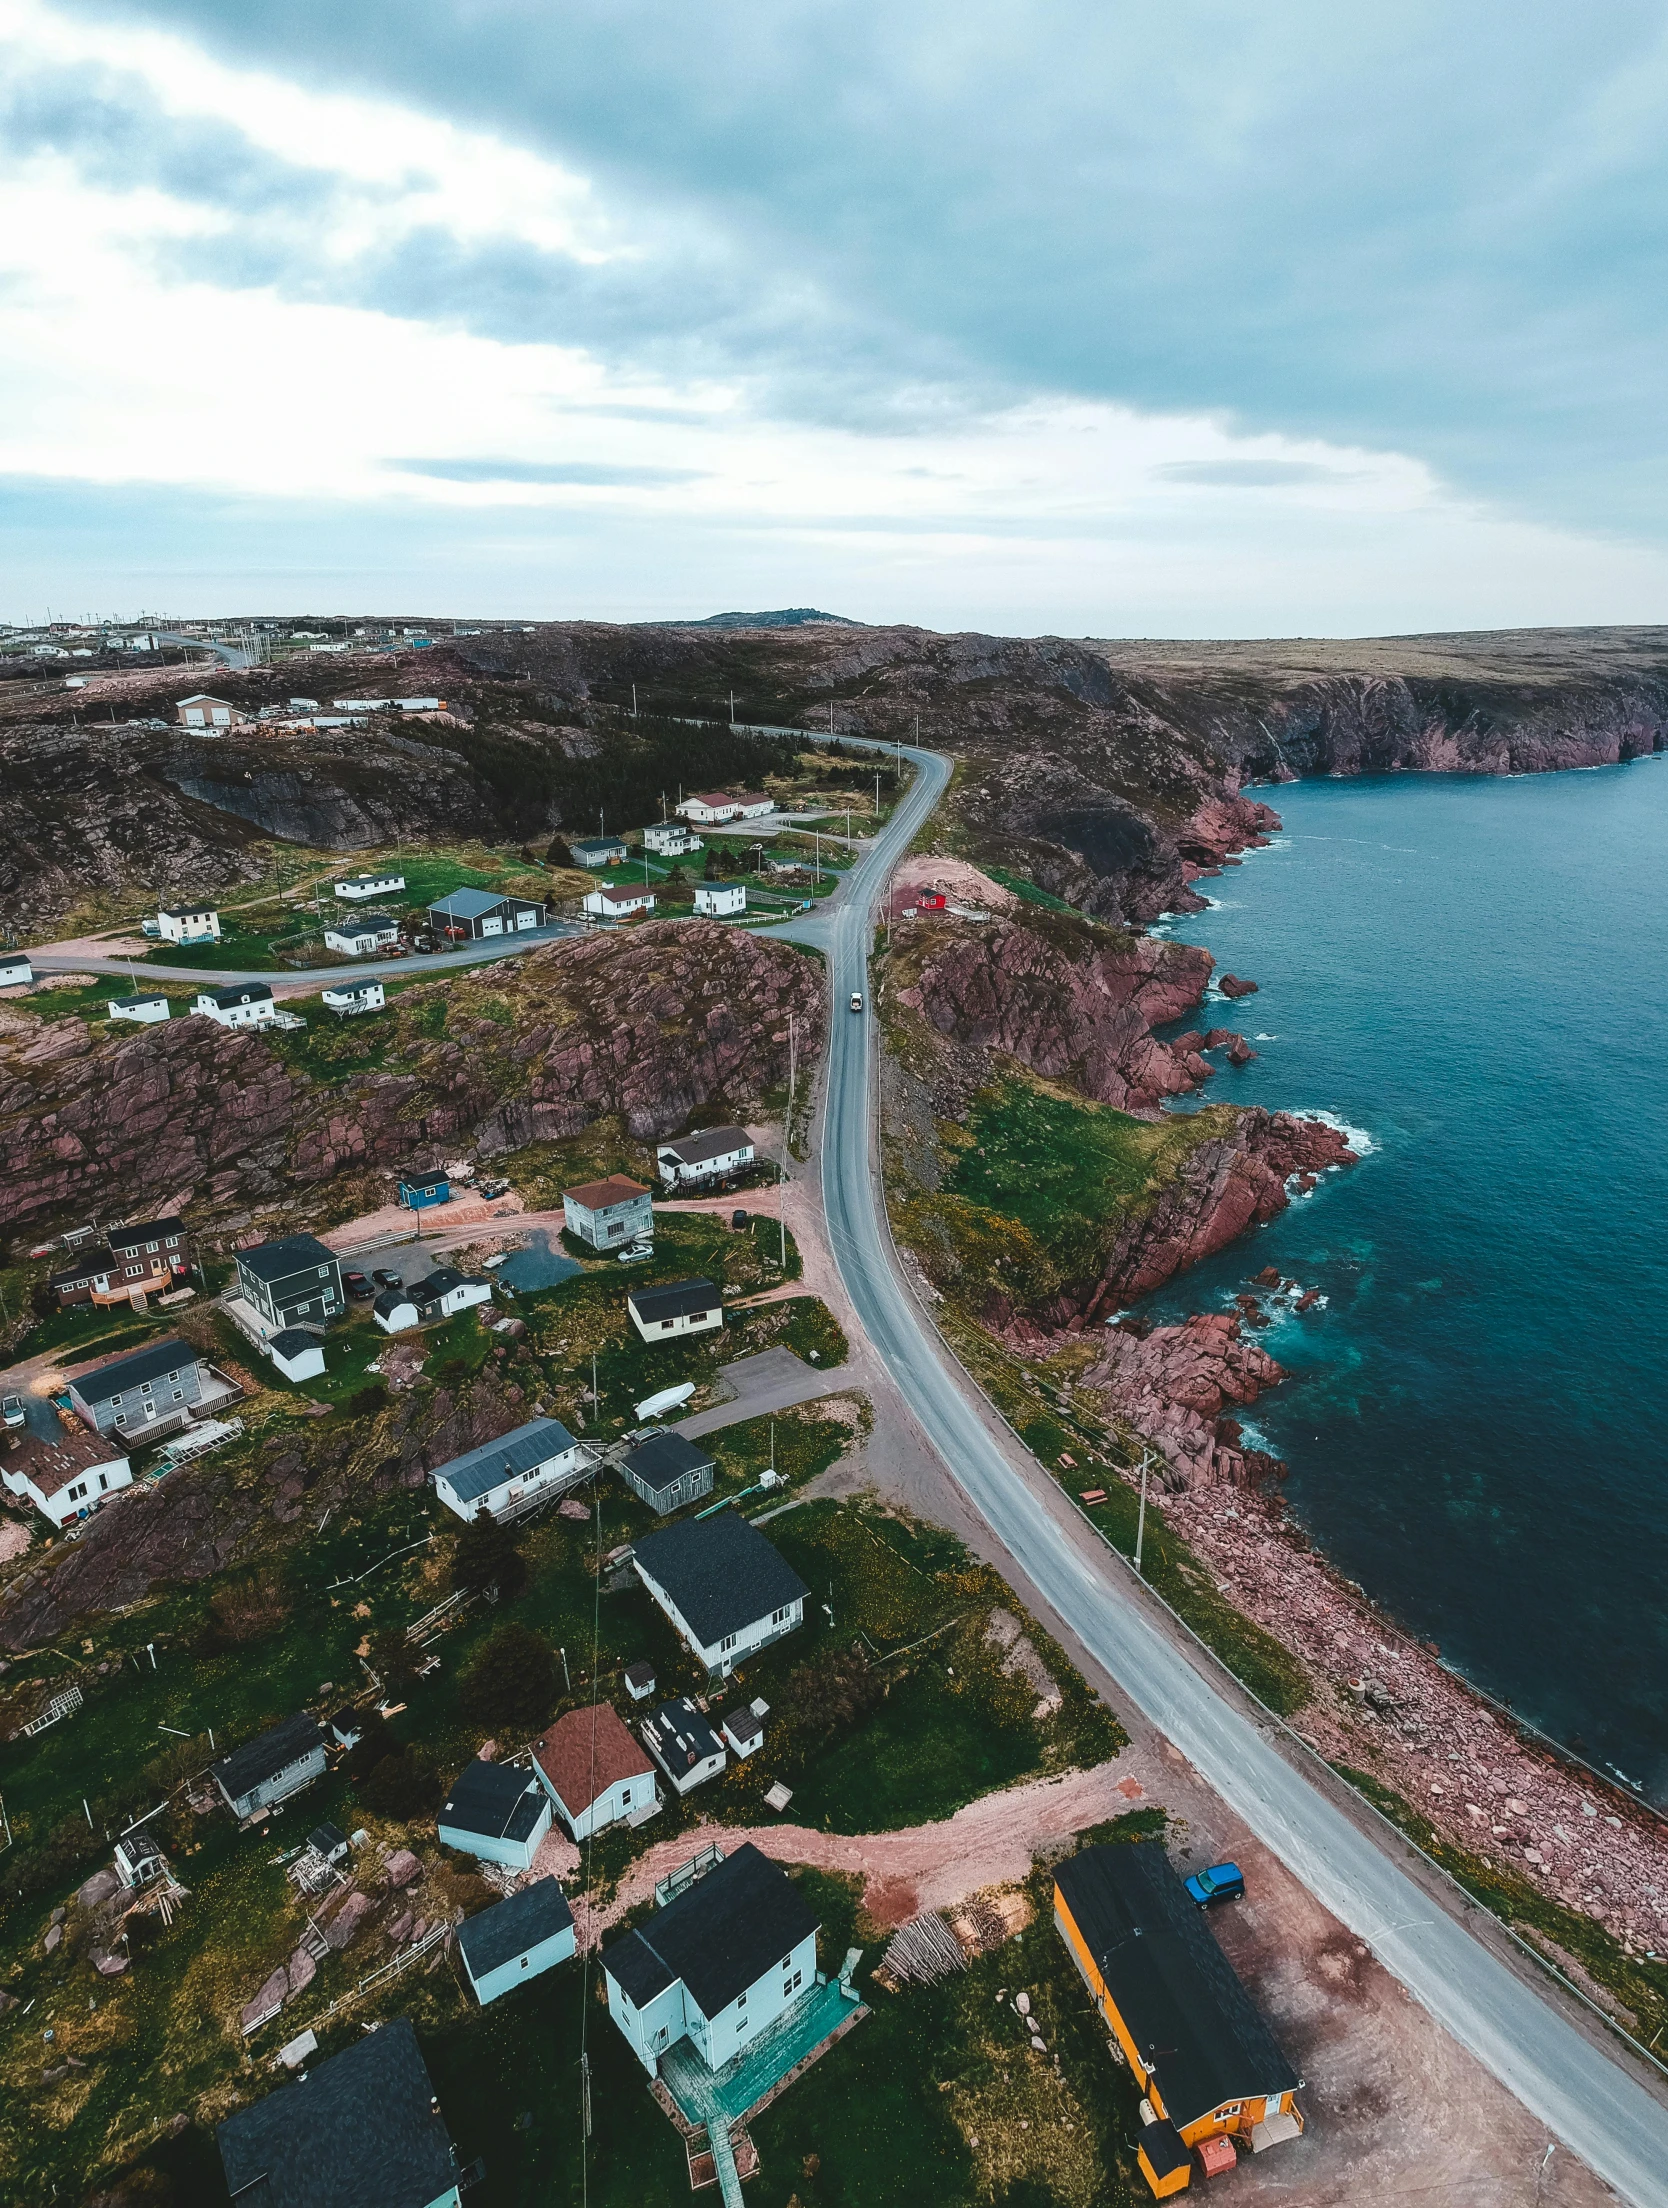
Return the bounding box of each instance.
[1133,1450,1151,1575]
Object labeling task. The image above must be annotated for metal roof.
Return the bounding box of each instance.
[210,1712,325,1804]
[428,886,506,919]
[657,1127,751,1167]
[457,1877,573,1982]
[72,1336,196,1405]
[431,1416,577,1505]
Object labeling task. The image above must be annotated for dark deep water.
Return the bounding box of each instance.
[1142,760,1668,1803]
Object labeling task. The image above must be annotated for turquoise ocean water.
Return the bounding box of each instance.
[1142,759,1668,1803]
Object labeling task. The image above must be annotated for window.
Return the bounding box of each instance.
[98,1473,108,1491]
[784,1969,802,1996]
[114,1414,127,1429]
[521,1957,530,1970]
[737,1989,747,2007]
[721,1634,737,1652]
[110,1393,123,1406]
[1220,2103,1242,2118]
[140,1381,152,1395]
[126,1265,142,1279]
[317,1266,329,1279]
[168,1371,179,1383]
[661,1319,674,1332]
[145,1241,158,1253]
[171,1389,184,1402]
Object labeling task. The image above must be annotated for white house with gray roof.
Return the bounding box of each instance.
[630,1509,808,1677]
[430,1416,587,1522]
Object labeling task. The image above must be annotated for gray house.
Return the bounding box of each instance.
[216,2015,462,2208]
[68,1336,206,1441]
[655,1126,756,1190]
[211,1712,329,1820]
[236,1234,344,1331]
[561,1175,654,1250]
[571,835,627,868]
[619,1432,715,1516]
[428,887,544,941]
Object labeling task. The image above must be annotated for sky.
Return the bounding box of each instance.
[5,0,1668,635]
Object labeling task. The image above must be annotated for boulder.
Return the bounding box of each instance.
[323,1890,376,1950]
[94,1952,129,1976]
[77,1870,120,1908]
[384,1850,422,1890]
[1218,974,1259,998]
[386,1910,414,1945]
[43,1925,62,1954]
[286,1948,317,1997]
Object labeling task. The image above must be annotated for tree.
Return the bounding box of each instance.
[451,1510,527,1602]
[703,846,720,881]
[359,1747,441,1820]
[368,1627,419,1697]
[345,1711,396,1783]
[545,833,576,868]
[665,864,687,889]
[460,1622,558,1735]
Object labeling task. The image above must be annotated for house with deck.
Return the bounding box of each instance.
[458,1878,575,2007]
[602,1842,818,2076]
[630,1509,808,1677]
[572,835,627,868]
[655,1126,755,1190]
[322,978,385,1017]
[216,2014,462,2208]
[324,911,400,956]
[533,1704,658,1840]
[430,1416,585,1522]
[644,822,703,858]
[68,1337,207,1441]
[50,1216,189,1308]
[1053,1841,1302,2196]
[193,981,277,1028]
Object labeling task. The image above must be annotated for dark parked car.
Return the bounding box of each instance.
[372,1267,403,1290]
[732,1209,749,1229]
[1184,1861,1245,1908]
[343,1271,374,1300]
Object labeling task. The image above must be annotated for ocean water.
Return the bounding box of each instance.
[1142,760,1668,1803]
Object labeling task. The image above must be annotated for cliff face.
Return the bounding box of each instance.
[890,909,1214,1115]
[0,922,821,1233]
[1078,1312,1285,1489]
[1078,1108,1356,1319]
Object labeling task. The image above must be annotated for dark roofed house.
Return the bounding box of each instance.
[630,1508,807,1676]
[428,886,543,941]
[236,1234,343,1333]
[655,1125,755,1189]
[409,1267,493,1324]
[66,1336,206,1440]
[51,1217,188,1308]
[1053,1841,1302,2193]
[602,1842,819,2076]
[626,1276,723,1343]
[640,1696,728,1796]
[211,1712,328,1820]
[437,1760,553,1870]
[193,979,277,1028]
[618,1431,715,1515]
[457,1877,575,2006]
[216,2013,461,2208]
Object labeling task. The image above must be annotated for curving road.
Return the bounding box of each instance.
[813,742,1668,2207]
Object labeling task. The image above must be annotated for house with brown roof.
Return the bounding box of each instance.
[675,792,741,824]
[0,1425,132,1529]
[561,1175,653,1251]
[532,1705,660,1840]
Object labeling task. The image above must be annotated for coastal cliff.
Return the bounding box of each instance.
[0,922,821,1233]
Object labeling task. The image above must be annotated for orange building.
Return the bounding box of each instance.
[1053,1842,1303,2195]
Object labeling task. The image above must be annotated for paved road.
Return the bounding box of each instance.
[815,741,1668,2205]
[674,1346,853,1440]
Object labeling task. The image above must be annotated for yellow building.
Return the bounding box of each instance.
[1053,1842,1303,2196]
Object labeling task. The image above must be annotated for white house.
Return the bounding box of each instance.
[0,953,33,989]
[410,1268,493,1323]
[583,882,656,921]
[321,978,385,1017]
[457,1879,575,2007]
[732,793,774,819]
[438,1761,553,1870]
[430,1416,586,1522]
[194,982,277,1028]
[627,1276,723,1344]
[562,1175,653,1251]
[630,1509,808,1678]
[114,1830,169,1890]
[209,1713,328,1820]
[333,870,406,901]
[722,1702,767,1760]
[655,1126,755,1190]
[158,905,220,944]
[323,912,400,956]
[640,1698,728,1798]
[108,989,170,1023]
[602,1843,819,2076]
[533,1704,659,1841]
[693,882,746,917]
[373,1285,420,1333]
[644,822,703,858]
[175,694,235,728]
[676,792,741,825]
[267,1329,326,1382]
[571,836,627,869]
[0,1427,133,1529]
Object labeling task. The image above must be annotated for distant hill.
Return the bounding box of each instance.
[650,608,862,630]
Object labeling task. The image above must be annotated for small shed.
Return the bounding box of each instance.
[640,1696,728,1797]
[114,1829,167,1889]
[618,1432,715,1516]
[373,1286,420,1334]
[210,1712,328,1820]
[268,1329,326,1382]
[457,1877,575,2006]
[437,1760,552,1870]
[397,1171,450,1211]
[308,1821,351,1867]
[108,989,170,1023]
[624,1660,657,1703]
[721,1703,766,1760]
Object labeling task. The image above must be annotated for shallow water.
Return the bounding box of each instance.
[493,1231,582,1294]
[1142,760,1668,1802]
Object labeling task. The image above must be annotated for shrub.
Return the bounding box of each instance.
[460,1622,557,1735]
[359,1748,441,1820]
[781,1646,884,1759]
[345,1381,390,1420]
[451,1511,527,1601]
[345,1712,396,1782]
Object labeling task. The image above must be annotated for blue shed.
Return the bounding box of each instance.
[437,1761,552,1871]
[398,1173,451,1210]
[457,1878,575,2006]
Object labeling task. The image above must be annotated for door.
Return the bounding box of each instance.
[481,916,504,937]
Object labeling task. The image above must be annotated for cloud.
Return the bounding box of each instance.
[394,458,705,487]
[1158,460,1353,489]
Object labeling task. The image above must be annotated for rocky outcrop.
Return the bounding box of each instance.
[1078,1109,1355,1319]
[890,910,1213,1116]
[1079,1313,1285,1488]
[0,923,822,1233]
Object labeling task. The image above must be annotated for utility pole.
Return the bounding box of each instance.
[631,681,637,717]
[591,1351,598,1430]
[729,689,735,726]
[875,771,881,823]
[1133,1449,1151,1576]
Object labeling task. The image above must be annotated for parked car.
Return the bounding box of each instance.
[372,1267,403,1290]
[1184,1861,1245,1908]
[343,1271,374,1299]
[732,1209,749,1230]
[477,1178,510,1199]
[1,1395,24,1428]
[616,1242,654,1265]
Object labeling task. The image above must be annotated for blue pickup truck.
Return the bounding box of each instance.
[1184,1861,1245,1908]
